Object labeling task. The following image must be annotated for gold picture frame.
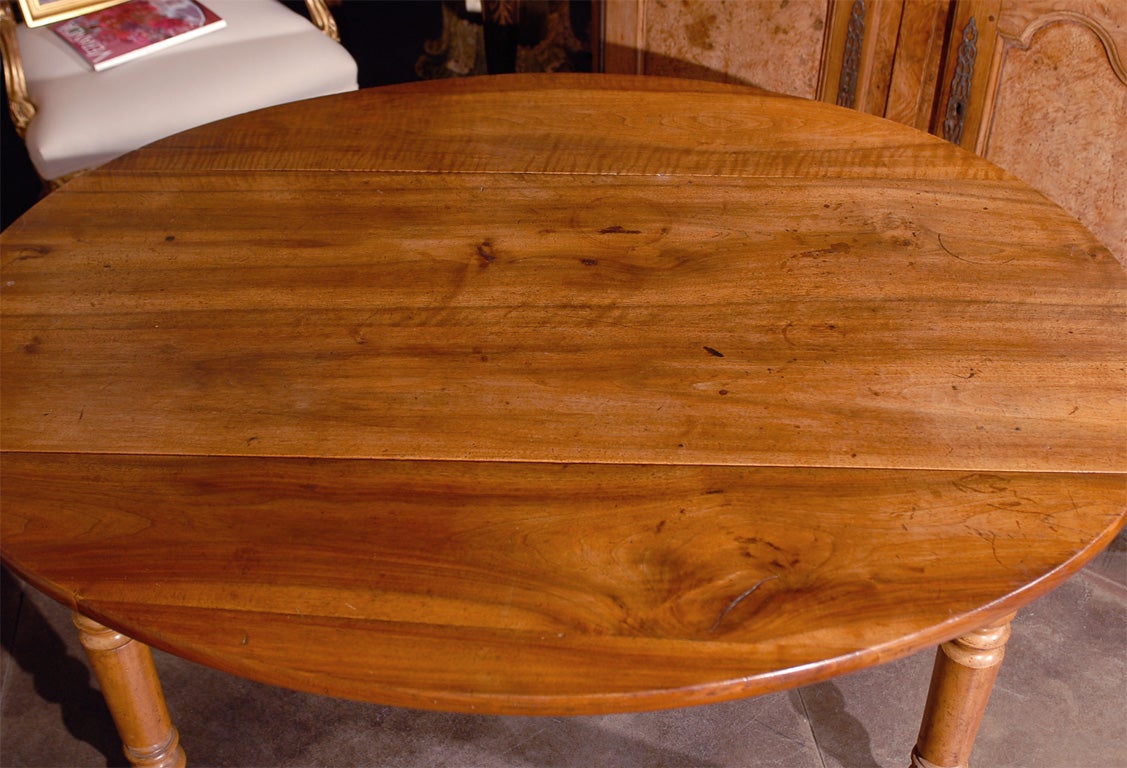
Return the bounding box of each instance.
[16,0,129,27]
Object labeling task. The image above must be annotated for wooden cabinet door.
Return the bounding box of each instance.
[934,0,1125,259]
[819,0,949,128]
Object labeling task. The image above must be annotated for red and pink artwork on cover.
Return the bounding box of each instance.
[51,0,225,71]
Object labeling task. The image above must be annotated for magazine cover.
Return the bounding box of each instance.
[51,0,225,71]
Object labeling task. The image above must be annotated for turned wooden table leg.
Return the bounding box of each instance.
[73,613,187,768]
[910,613,1015,768]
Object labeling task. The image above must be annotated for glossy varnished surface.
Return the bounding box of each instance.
[1,75,1124,714]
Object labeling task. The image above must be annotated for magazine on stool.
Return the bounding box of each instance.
[51,0,225,71]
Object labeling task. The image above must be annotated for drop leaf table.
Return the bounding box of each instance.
[1,74,1123,768]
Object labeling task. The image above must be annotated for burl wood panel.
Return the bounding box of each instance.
[640,0,829,95]
[981,20,1126,262]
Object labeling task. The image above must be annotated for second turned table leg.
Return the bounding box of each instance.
[910,613,1016,768]
[73,613,187,768]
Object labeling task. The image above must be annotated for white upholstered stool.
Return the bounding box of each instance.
[1,0,357,182]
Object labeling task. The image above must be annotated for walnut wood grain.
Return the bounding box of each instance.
[3,453,1121,714]
[1,74,1124,745]
[2,78,1121,473]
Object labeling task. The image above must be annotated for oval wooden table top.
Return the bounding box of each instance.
[1,74,1124,716]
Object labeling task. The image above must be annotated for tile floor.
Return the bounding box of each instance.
[1,533,1123,768]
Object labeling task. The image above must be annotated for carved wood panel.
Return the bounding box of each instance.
[935,0,1126,260]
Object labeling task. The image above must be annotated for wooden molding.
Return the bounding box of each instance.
[885,0,951,130]
[932,0,1002,151]
[996,6,1125,84]
[976,7,1126,155]
[600,0,645,74]
[819,0,903,116]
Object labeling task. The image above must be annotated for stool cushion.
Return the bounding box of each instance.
[17,0,358,180]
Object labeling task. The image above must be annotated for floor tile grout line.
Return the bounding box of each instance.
[796,688,829,768]
[1081,564,1127,594]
